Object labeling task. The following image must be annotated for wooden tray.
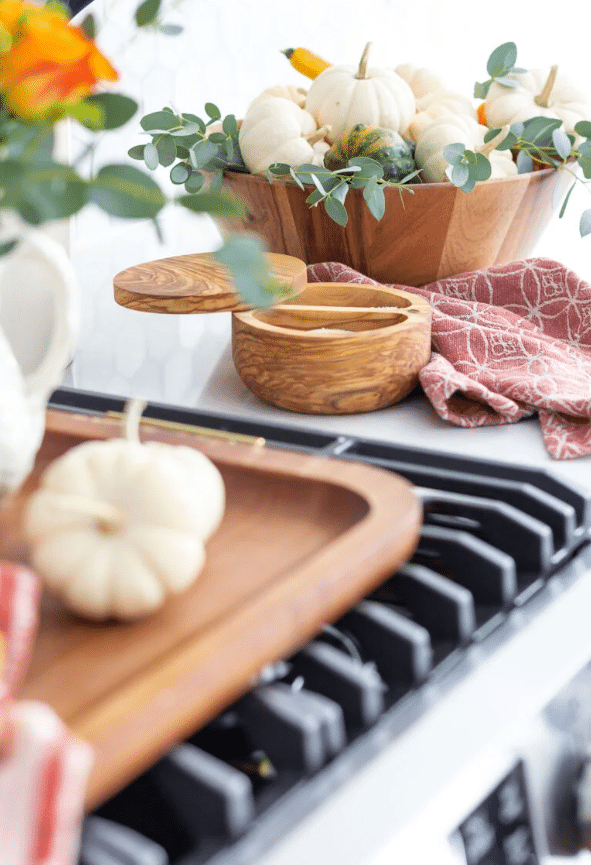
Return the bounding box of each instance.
[1,409,422,811]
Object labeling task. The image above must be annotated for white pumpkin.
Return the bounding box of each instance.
[248,84,308,110]
[415,115,517,183]
[305,42,416,143]
[239,96,329,174]
[485,66,591,134]
[24,432,226,621]
[395,63,445,100]
[407,88,478,142]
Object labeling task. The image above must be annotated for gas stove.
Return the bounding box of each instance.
[46,387,591,865]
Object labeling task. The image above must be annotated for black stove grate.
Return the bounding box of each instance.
[48,389,591,865]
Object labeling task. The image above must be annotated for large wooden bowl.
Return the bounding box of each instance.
[232,282,431,414]
[219,167,569,287]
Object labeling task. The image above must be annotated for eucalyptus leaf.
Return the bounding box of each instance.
[516,151,534,174]
[170,162,190,184]
[365,184,385,221]
[209,170,224,193]
[79,13,95,38]
[156,134,177,167]
[484,128,502,143]
[580,209,591,238]
[443,143,467,166]
[178,190,243,217]
[135,0,160,26]
[140,111,179,132]
[473,81,490,100]
[471,153,492,182]
[324,196,348,226]
[89,164,166,218]
[330,181,349,204]
[289,168,305,190]
[222,115,238,136]
[347,157,384,178]
[127,145,145,161]
[306,188,324,206]
[170,122,202,136]
[575,120,591,138]
[0,239,18,257]
[189,139,218,169]
[208,132,228,144]
[182,113,207,132]
[267,163,291,176]
[158,23,183,35]
[214,234,276,308]
[552,127,572,161]
[205,103,221,121]
[459,176,477,194]
[578,151,591,179]
[184,171,205,194]
[556,178,574,216]
[450,163,470,187]
[79,94,138,130]
[492,76,519,88]
[494,131,517,151]
[486,41,517,78]
[143,141,160,170]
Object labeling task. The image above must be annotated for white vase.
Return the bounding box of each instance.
[0,227,80,501]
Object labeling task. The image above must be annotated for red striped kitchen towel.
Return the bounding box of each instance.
[307,258,591,460]
[0,562,94,865]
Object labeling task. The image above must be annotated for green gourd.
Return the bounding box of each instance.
[324,123,415,181]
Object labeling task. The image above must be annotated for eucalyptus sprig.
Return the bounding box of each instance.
[473,41,526,99]
[444,116,591,237]
[267,157,420,227]
[129,102,247,196]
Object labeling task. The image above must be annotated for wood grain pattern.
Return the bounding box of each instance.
[113,251,307,313]
[5,409,422,810]
[219,167,568,287]
[232,283,431,414]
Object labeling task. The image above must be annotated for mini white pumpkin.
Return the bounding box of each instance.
[415,115,517,183]
[485,66,591,134]
[395,63,445,100]
[407,88,478,142]
[24,404,226,621]
[305,42,416,143]
[239,96,329,174]
[248,84,308,110]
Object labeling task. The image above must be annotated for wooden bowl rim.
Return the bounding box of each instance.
[224,164,557,193]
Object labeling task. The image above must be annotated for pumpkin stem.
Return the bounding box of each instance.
[534,65,558,108]
[477,124,511,158]
[355,42,372,80]
[304,125,331,145]
[123,398,147,444]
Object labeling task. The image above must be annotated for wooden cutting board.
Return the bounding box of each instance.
[3,408,422,810]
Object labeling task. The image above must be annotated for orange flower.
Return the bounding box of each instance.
[0,0,118,120]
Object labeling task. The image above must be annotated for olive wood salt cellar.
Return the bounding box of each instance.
[113,252,432,414]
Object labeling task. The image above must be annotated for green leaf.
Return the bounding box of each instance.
[494,131,517,151]
[330,181,349,204]
[143,141,160,170]
[487,42,517,78]
[208,171,224,193]
[170,162,190,184]
[347,157,384,178]
[492,76,519,88]
[450,163,470,187]
[471,153,492,182]
[66,100,105,129]
[79,94,138,131]
[79,13,95,38]
[443,142,467,166]
[182,113,207,132]
[306,188,324,206]
[176,191,244,217]
[89,164,166,218]
[184,171,205,194]
[205,103,221,121]
[135,0,160,26]
[484,128,502,143]
[140,111,179,132]
[459,176,477,193]
[156,134,177,167]
[208,132,228,144]
[578,150,591,179]
[516,151,534,173]
[16,167,89,221]
[324,196,348,226]
[0,239,18,257]
[158,22,183,35]
[214,233,276,308]
[580,209,591,237]
[289,168,305,190]
[574,120,591,138]
[170,122,202,137]
[222,115,238,137]
[557,178,575,216]
[364,184,385,221]
[189,139,218,169]
[552,127,572,160]
[128,144,146,162]
[267,163,291,176]
[473,81,490,100]
[521,116,562,145]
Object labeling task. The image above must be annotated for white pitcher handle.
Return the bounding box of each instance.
[1,231,80,403]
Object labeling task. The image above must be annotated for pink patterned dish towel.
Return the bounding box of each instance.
[0,562,94,865]
[307,258,591,460]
